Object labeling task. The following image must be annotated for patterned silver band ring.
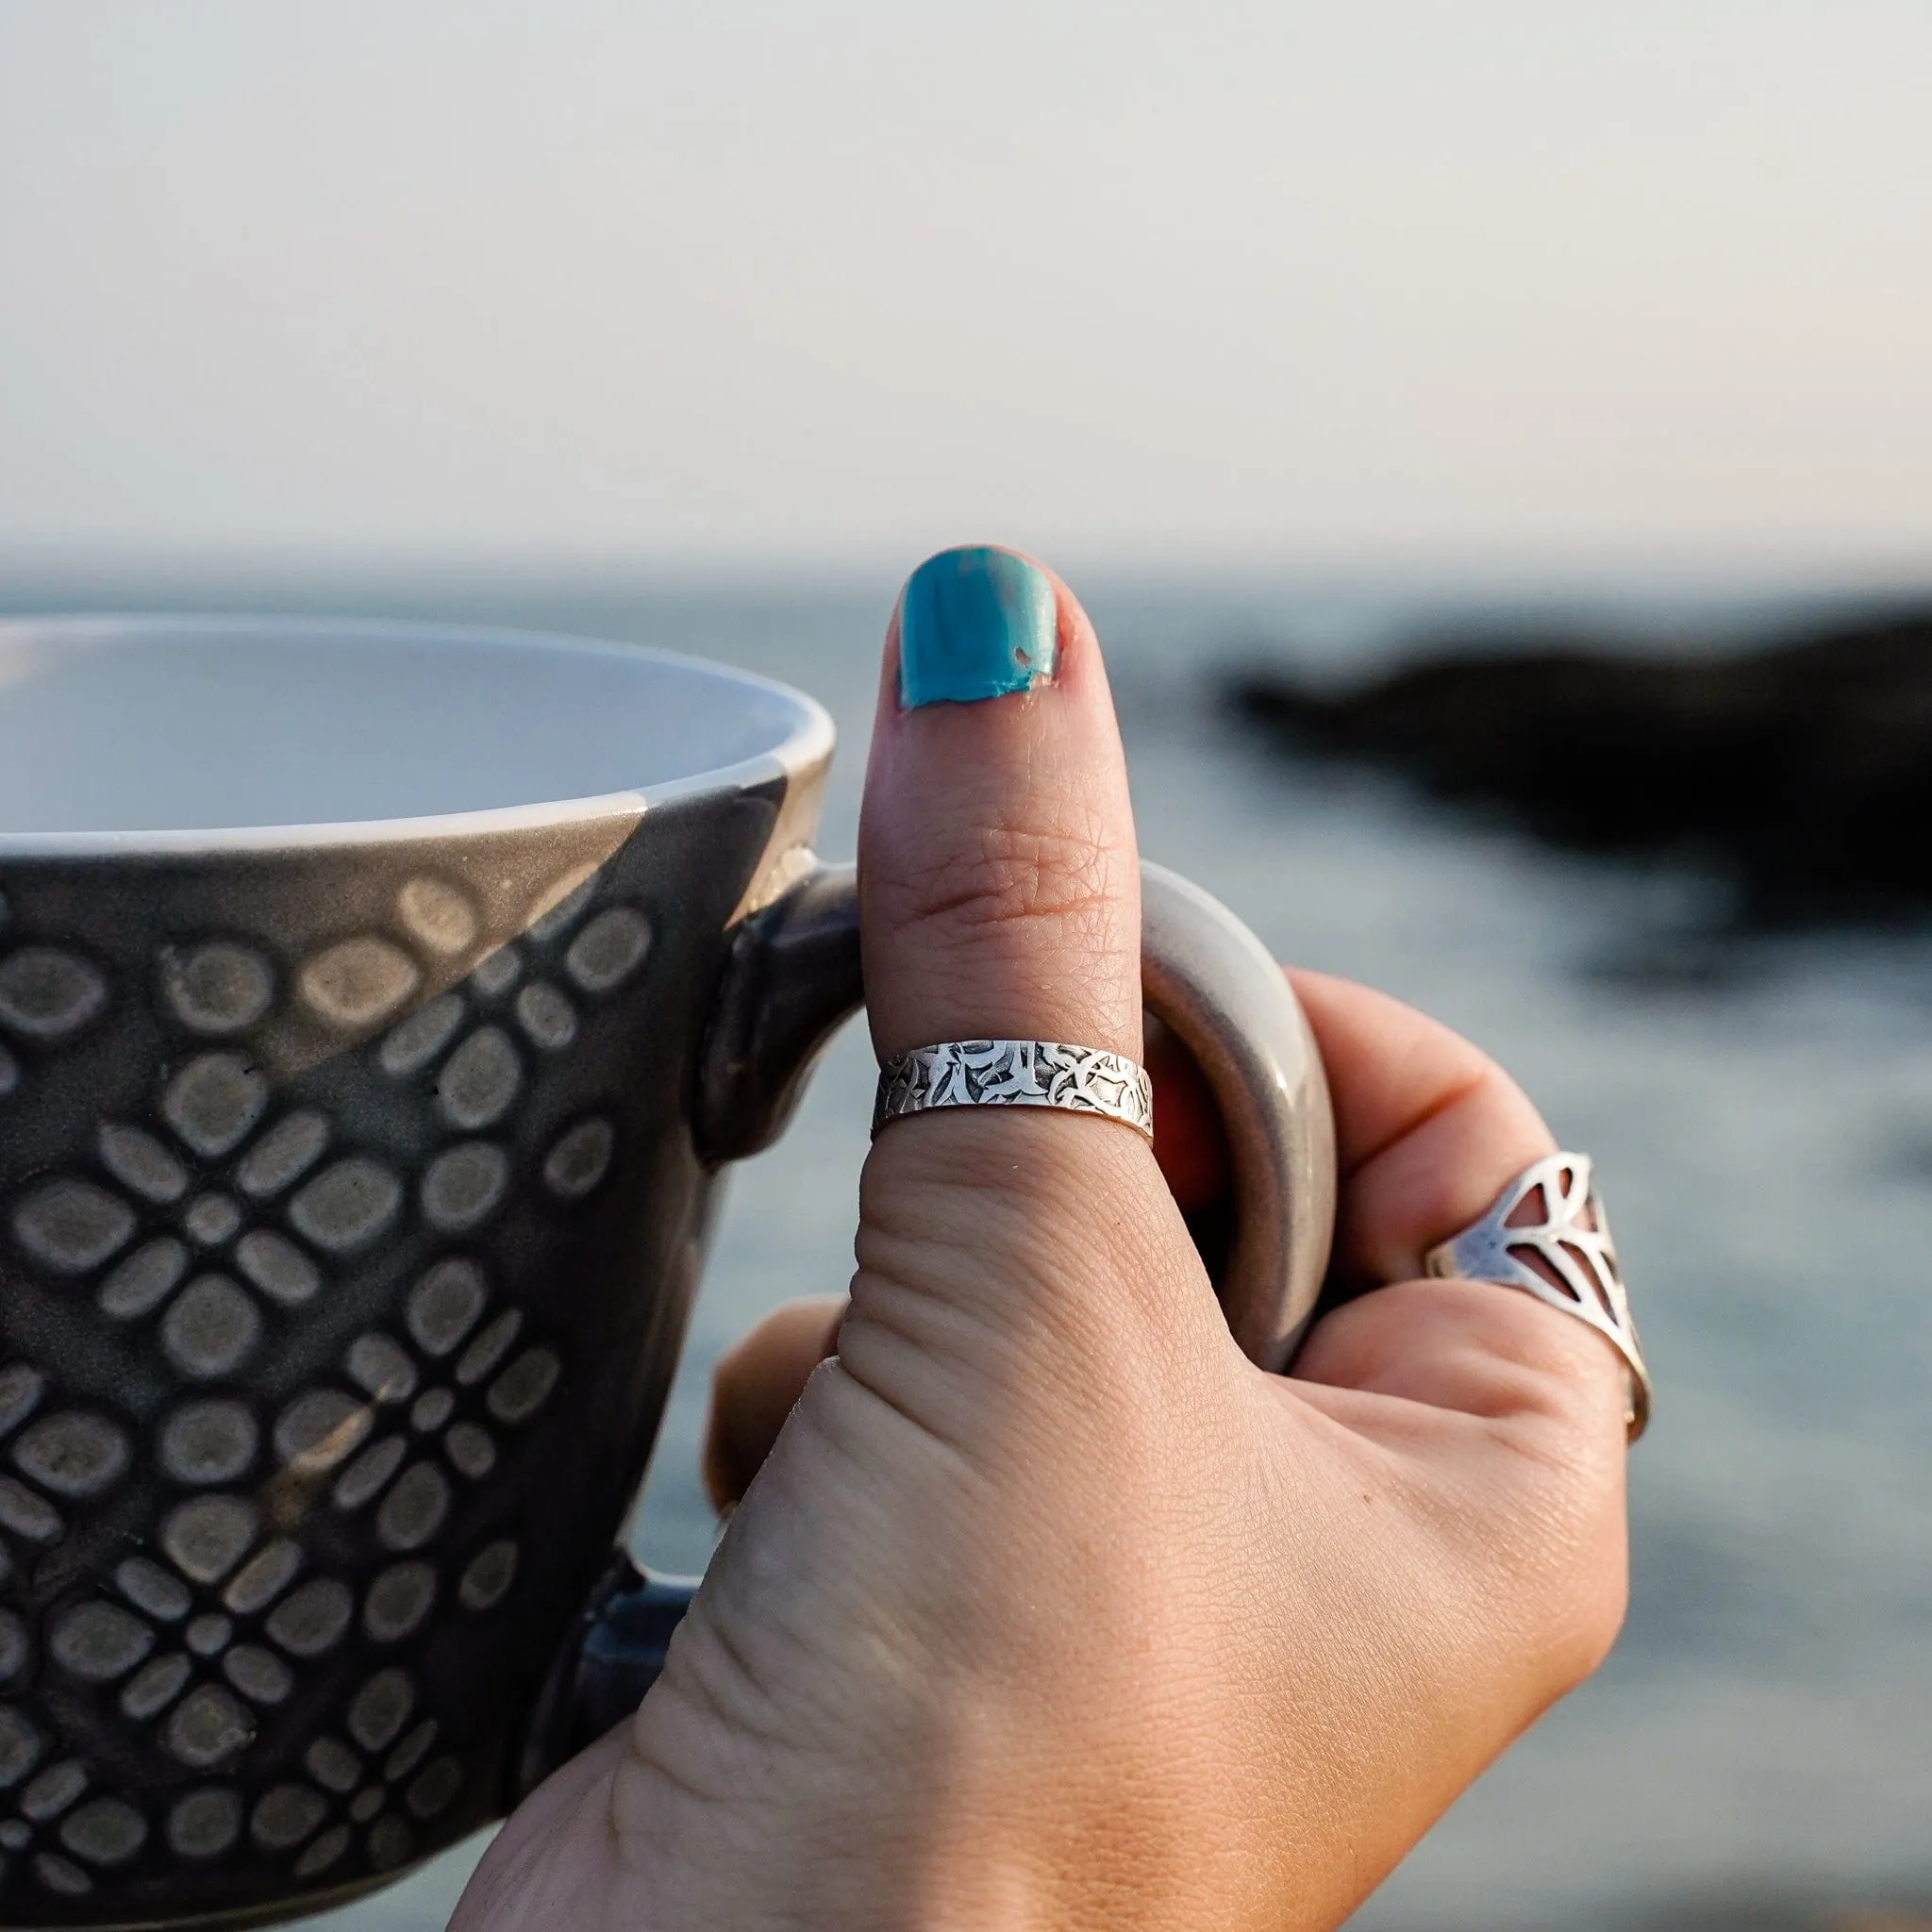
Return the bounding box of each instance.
[873,1040,1155,1141]
[1423,1151,1653,1441]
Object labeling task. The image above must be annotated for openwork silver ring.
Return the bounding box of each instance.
[1423,1151,1652,1441]
[873,1040,1155,1141]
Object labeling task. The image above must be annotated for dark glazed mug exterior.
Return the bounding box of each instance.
[0,618,839,1927]
[0,616,1335,1929]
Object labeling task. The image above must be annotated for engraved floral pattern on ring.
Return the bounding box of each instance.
[873,1040,1154,1140]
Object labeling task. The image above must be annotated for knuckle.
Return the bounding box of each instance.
[891,810,1125,951]
[1514,1360,1632,1482]
[1458,1284,1631,1446]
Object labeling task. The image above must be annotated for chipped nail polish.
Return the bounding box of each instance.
[898,547,1059,708]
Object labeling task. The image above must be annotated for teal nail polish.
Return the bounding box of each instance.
[898,547,1059,708]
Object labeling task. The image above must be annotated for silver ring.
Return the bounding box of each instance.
[873,1040,1154,1141]
[1423,1152,1652,1441]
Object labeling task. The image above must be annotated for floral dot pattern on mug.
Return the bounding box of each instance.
[0,858,656,1910]
[0,891,110,1108]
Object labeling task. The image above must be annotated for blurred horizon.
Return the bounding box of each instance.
[0,544,1924,610]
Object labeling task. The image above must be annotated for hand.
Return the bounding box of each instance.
[452,548,1628,1932]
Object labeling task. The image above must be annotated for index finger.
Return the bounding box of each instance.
[1286,968,1555,1289]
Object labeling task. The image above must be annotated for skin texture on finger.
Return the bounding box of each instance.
[697,1015,1230,1520]
[701,1014,1224,1517]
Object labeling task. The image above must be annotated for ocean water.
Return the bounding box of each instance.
[5,570,1929,1930]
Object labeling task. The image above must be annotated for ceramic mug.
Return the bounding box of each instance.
[0,616,1334,1928]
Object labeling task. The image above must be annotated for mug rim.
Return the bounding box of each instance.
[0,613,836,858]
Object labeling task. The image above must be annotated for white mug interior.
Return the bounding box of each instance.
[0,617,831,844]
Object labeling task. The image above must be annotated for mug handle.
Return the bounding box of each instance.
[518,858,1336,1790]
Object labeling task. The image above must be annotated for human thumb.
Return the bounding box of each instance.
[845,547,1223,1431]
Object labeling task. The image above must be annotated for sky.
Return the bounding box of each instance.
[1,0,1928,572]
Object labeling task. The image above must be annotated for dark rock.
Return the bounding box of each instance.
[1230,607,1932,922]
